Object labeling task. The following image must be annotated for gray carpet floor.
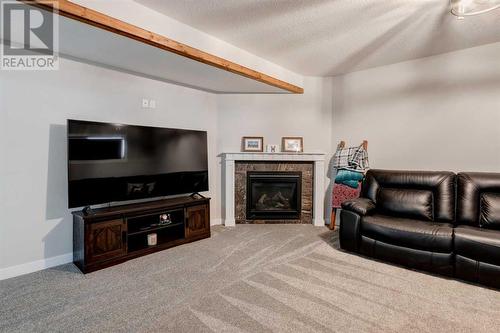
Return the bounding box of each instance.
[1,225,499,332]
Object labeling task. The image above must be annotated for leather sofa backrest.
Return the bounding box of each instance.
[457,172,500,229]
[362,169,456,222]
[377,188,434,221]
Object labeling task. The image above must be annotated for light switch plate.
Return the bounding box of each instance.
[142,99,149,108]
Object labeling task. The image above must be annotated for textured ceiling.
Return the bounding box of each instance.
[135,0,500,76]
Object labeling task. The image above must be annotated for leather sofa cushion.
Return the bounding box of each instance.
[360,235,454,276]
[361,215,453,253]
[454,226,500,266]
[363,169,455,222]
[457,172,500,227]
[341,198,376,216]
[481,193,500,230]
[377,188,433,221]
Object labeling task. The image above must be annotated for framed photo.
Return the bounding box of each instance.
[242,136,264,152]
[282,137,303,152]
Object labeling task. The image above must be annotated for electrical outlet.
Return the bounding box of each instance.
[149,99,156,109]
[142,99,149,108]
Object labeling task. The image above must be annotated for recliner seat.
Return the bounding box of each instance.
[454,172,500,287]
[361,215,454,253]
[339,169,500,289]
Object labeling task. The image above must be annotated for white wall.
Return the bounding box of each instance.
[331,42,500,172]
[217,77,332,153]
[0,57,219,276]
[216,76,334,222]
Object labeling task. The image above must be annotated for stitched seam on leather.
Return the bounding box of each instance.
[366,221,452,238]
[364,236,452,256]
[435,174,450,187]
[454,174,458,226]
[435,174,453,222]
[372,176,380,204]
[456,235,500,250]
[479,192,483,227]
[431,191,435,221]
[480,192,500,227]
[461,173,480,225]
[363,227,452,253]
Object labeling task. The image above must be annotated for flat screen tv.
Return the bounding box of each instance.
[67,120,208,208]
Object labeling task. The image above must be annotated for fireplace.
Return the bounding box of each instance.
[225,154,324,226]
[246,171,302,220]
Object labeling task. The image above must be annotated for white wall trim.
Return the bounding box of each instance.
[211,218,223,226]
[0,253,73,281]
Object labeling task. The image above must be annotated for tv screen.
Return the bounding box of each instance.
[67,120,208,208]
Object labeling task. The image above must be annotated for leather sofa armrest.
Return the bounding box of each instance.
[341,198,376,216]
[339,210,362,252]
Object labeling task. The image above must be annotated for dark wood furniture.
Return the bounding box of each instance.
[72,196,210,273]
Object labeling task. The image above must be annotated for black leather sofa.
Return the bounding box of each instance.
[339,169,500,289]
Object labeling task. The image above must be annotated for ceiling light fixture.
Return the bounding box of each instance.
[450,0,500,19]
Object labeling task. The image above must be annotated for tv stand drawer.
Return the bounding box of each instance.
[86,219,127,264]
[186,204,210,239]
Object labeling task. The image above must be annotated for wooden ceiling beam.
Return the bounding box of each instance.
[20,0,304,94]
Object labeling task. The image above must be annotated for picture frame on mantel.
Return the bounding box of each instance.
[282,137,304,152]
[242,136,264,152]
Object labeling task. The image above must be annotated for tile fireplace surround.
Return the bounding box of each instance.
[221,153,326,227]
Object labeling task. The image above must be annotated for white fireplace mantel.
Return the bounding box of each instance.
[221,152,326,227]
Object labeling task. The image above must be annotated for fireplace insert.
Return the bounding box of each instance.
[246,171,301,220]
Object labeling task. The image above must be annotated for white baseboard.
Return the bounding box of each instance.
[0,253,73,281]
[1,218,224,280]
[211,218,223,226]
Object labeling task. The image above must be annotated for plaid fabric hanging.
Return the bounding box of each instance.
[333,145,369,171]
[333,146,359,169]
[349,146,369,171]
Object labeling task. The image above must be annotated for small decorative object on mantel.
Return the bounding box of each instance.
[265,144,279,153]
[282,137,303,152]
[242,136,264,152]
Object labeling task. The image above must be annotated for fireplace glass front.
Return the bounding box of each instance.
[246,171,301,220]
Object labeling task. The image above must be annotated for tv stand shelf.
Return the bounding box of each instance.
[127,222,184,237]
[72,196,210,273]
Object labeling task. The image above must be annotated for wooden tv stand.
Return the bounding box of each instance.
[72,196,210,273]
